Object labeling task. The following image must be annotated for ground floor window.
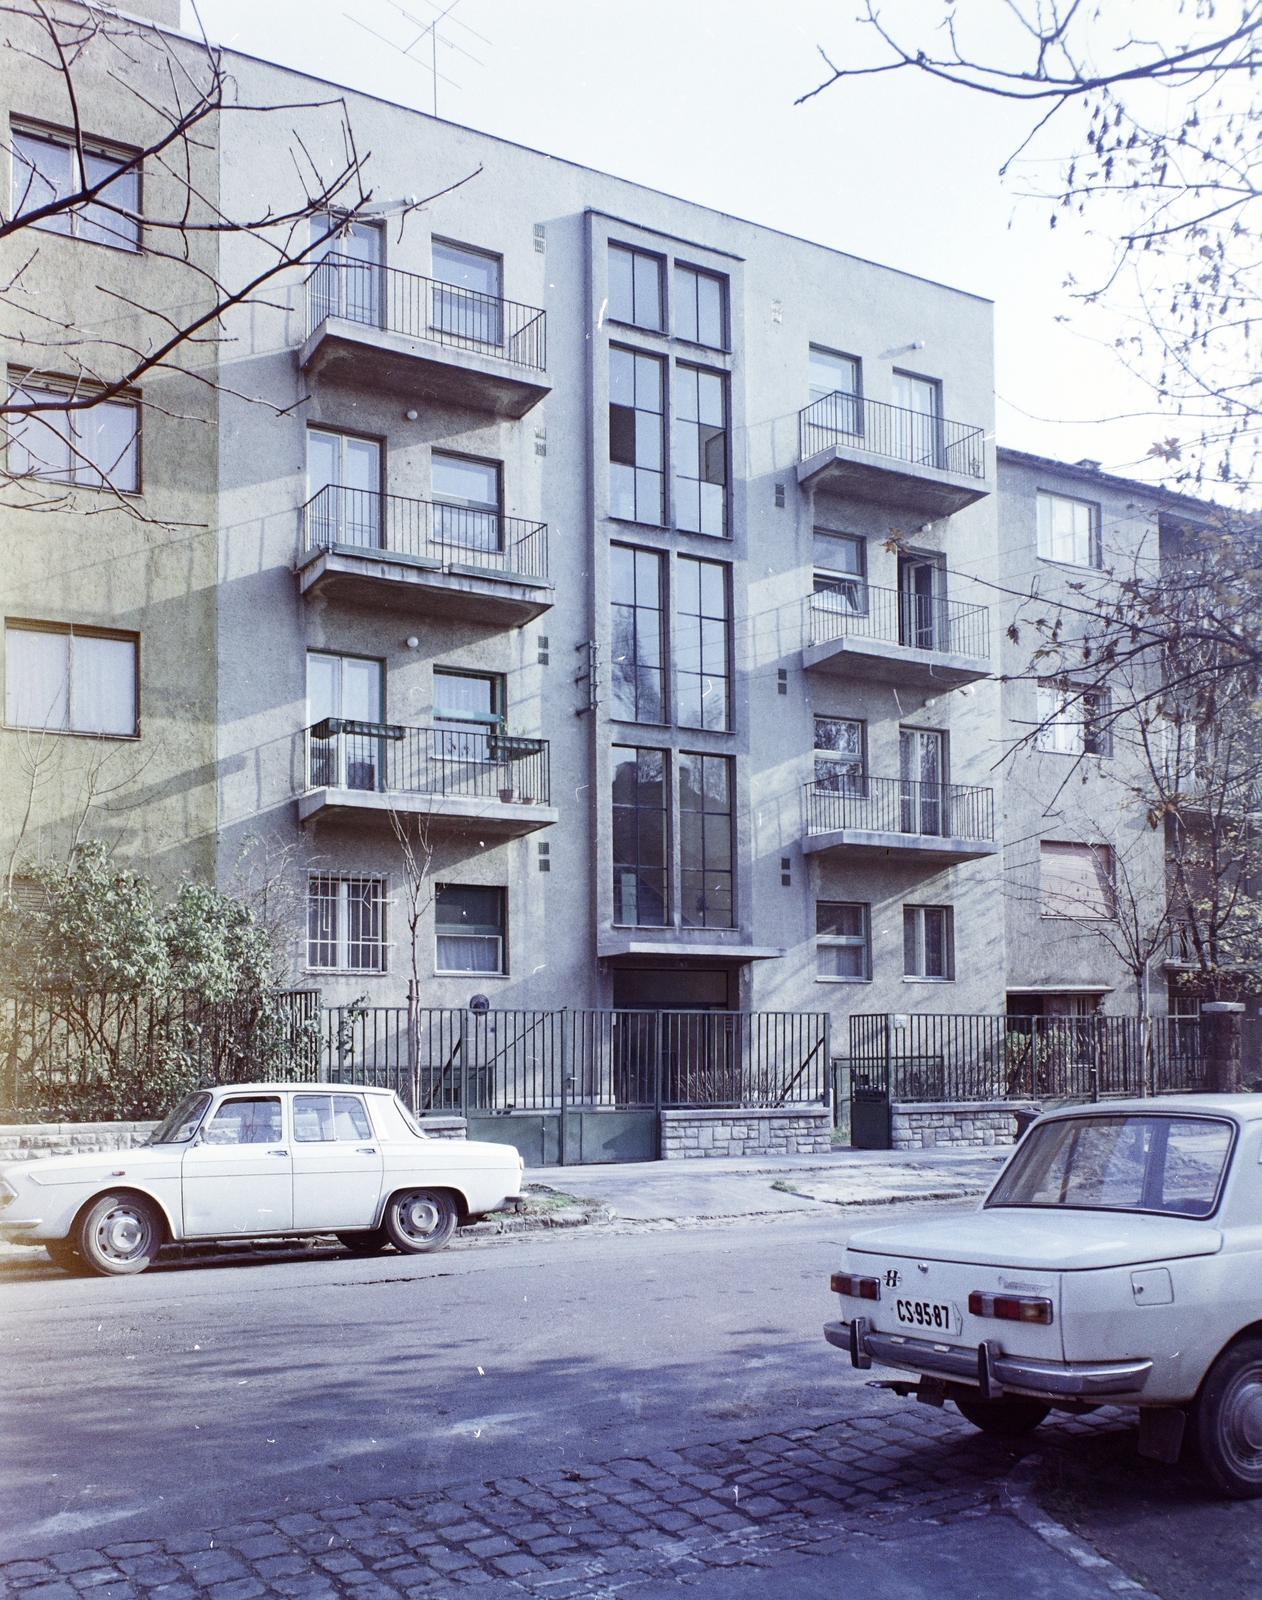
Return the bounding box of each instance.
[307,875,386,971]
[816,902,869,980]
[435,884,505,973]
[903,904,953,980]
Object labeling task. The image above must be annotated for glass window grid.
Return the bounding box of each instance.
[435,883,505,973]
[610,545,665,724]
[609,345,665,526]
[676,556,730,731]
[612,746,668,927]
[4,622,138,737]
[816,901,870,981]
[674,263,727,349]
[674,363,728,538]
[11,125,141,250]
[1037,491,1102,569]
[903,904,954,980]
[6,382,139,491]
[607,243,664,331]
[307,875,386,972]
[679,751,733,929]
[1036,685,1112,757]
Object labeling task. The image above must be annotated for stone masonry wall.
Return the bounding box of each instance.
[890,1101,1039,1151]
[660,1106,832,1160]
[0,1116,468,1162]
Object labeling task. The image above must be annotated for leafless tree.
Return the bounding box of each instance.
[388,808,436,994]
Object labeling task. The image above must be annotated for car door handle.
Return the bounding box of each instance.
[357,1147,377,1155]
[270,1149,289,1157]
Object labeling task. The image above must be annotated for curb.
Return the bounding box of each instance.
[1000,1456,1147,1594]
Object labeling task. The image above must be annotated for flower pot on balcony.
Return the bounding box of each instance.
[519,795,534,805]
[499,788,515,804]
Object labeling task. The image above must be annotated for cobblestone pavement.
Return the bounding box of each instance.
[0,1399,1133,1600]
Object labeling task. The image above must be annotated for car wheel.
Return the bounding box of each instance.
[336,1227,391,1256]
[954,1395,1051,1436]
[45,1238,85,1273]
[1193,1336,1262,1498]
[77,1193,163,1276]
[383,1190,458,1254]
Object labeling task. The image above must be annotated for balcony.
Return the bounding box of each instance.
[803,581,991,690]
[802,777,997,862]
[299,721,557,838]
[300,255,550,420]
[797,392,989,516]
[297,487,553,626]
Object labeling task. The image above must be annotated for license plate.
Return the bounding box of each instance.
[892,1297,961,1337]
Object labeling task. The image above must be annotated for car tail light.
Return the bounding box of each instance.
[831,1272,880,1301]
[968,1291,1053,1325]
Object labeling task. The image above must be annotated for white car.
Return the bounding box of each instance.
[0,1083,524,1276]
[825,1095,1262,1498]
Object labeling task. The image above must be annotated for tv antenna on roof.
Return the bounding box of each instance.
[346,0,490,120]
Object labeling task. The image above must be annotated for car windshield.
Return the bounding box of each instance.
[987,1114,1234,1218]
[146,1091,212,1145]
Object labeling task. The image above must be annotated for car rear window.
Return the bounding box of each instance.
[369,1094,429,1141]
[987,1114,1234,1218]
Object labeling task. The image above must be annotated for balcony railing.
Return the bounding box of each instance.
[305,720,550,806]
[808,581,989,659]
[302,485,548,581]
[306,254,546,371]
[806,776,994,843]
[800,392,986,480]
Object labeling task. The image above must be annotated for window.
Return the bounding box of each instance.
[677,557,730,731]
[12,124,139,249]
[6,380,139,492]
[903,905,953,980]
[5,622,137,736]
[680,752,733,929]
[309,214,384,325]
[293,1094,372,1142]
[808,346,861,435]
[1040,842,1114,919]
[814,717,864,792]
[891,371,941,466]
[435,884,504,973]
[1037,685,1112,757]
[609,347,664,525]
[817,902,870,981]
[812,532,866,614]
[1037,491,1101,569]
[202,1097,284,1146]
[612,747,668,926]
[431,239,503,345]
[308,876,386,971]
[675,365,727,536]
[675,264,726,348]
[608,243,663,330]
[306,428,381,548]
[610,545,665,724]
[307,652,384,789]
[433,669,502,763]
[432,452,501,555]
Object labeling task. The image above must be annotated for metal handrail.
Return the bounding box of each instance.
[306,253,546,371]
[305,722,550,805]
[302,485,549,581]
[806,775,994,842]
[808,580,989,659]
[800,391,986,480]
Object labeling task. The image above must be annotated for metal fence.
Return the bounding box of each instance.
[807,581,989,661]
[305,721,551,806]
[806,777,995,843]
[307,254,547,371]
[302,485,549,582]
[799,392,986,479]
[320,1007,830,1113]
[1,990,320,1123]
[849,1013,1207,1103]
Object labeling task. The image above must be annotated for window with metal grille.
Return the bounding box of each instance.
[676,556,730,731]
[680,752,733,929]
[307,875,386,971]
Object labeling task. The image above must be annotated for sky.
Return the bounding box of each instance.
[185,0,1168,482]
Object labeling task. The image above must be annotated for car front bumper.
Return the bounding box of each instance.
[824,1319,1152,1400]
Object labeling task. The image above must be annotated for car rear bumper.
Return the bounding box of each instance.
[824,1319,1152,1400]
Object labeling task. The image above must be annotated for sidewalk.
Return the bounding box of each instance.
[522,1144,1007,1226]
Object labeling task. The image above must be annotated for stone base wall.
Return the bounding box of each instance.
[890,1101,1040,1151]
[660,1106,832,1160]
[0,1114,468,1162]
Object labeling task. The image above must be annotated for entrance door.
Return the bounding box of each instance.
[891,372,941,466]
[291,1091,384,1230]
[307,429,382,550]
[899,728,943,837]
[181,1095,293,1236]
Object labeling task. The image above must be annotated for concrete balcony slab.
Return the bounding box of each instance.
[299,786,558,839]
[297,543,554,626]
[797,441,991,517]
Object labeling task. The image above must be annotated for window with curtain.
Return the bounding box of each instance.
[676,556,730,730]
[432,452,501,554]
[6,380,139,492]
[1040,842,1115,919]
[816,902,870,980]
[305,428,381,549]
[5,623,137,736]
[11,124,140,249]
[1037,491,1101,568]
[610,545,664,724]
[435,884,505,973]
[903,905,954,979]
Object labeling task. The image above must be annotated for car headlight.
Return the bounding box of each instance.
[0,1178,18,1209]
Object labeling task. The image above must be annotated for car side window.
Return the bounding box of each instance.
[203,1097,283,1145]
[293,1093,372,1141]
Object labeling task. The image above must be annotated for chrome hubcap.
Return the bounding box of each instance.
[97,1207,149,1261]
[1222,1372,1262,1470]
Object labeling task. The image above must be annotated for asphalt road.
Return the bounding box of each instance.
[3,1203,1259,1599]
